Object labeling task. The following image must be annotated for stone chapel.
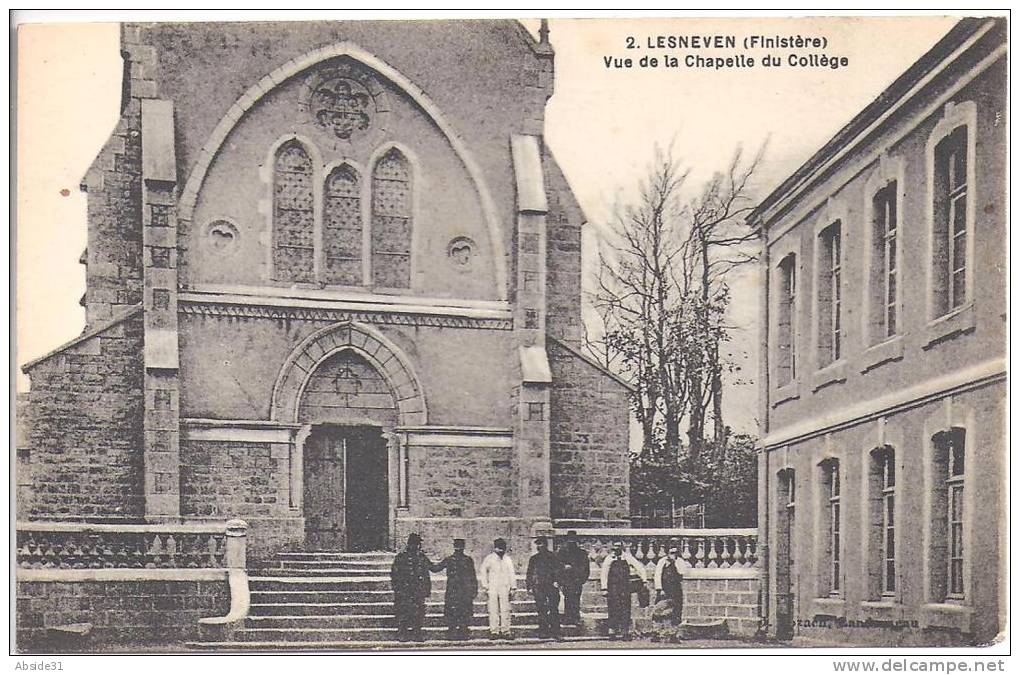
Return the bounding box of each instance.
[18,20,632,560]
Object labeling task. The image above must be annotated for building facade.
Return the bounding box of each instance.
[753,18,1006,646]
[18,20,632,562]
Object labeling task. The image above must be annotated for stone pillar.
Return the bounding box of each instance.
[140,98,182,519]
[511,135,552,527]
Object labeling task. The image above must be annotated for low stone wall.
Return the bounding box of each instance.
[681,572,760,635]
[16,570,230,652]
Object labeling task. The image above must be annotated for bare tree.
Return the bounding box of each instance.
[586,142,764,468]
[586,145,692,462]
[682,145,765,457]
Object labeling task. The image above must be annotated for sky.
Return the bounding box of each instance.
[15,14,960,432]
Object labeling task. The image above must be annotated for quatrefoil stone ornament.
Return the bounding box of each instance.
[299,61,390,143]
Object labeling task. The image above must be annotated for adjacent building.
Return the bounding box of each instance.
[18,20,632,562]
[753,18,1006,646]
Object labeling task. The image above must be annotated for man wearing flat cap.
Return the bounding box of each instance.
[526,536,564,639]
[432,538,478,639]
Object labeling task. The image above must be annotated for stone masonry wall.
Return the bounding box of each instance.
[408,445,515,518]
[180,440,289,519]
[16,578,229,650]
[681,576,761,636]
[544,151,586,346]
[178,439,304,559]
[21,314,145,521]
[548,340,630,524]
[80,100,144,329]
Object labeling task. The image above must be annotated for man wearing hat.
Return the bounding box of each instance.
[600,540,647,639]
[526,536,564,639]
[654,539,690,625]
[556,531,591,626]
[432,538,478,640]
[390,533,434,642]
[479,538,516,639]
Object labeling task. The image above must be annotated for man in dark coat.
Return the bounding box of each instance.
[659,543,686,626]
[390,533,434,641]
[525,536,563,639]
[432,538,478,639]
[556,531,591,626]
[600,540,646,639]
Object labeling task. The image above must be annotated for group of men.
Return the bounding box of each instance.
[389,532,690,642]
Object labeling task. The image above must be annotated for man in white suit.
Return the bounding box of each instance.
[479,537,516,639]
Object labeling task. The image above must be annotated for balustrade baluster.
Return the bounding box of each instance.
[694,540,705,568]
[719,536,732,568]
[732,537,746,567]
[681,538,692,566]
[707,537,719,568]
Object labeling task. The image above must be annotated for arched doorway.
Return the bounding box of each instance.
[298,349,397,551]
[272,321,427,551]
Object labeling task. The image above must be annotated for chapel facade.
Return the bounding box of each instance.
[18,20,632,560]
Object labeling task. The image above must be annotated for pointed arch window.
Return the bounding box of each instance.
[272,140,315,282]
[371,148,412,288]
[323,164,363,285]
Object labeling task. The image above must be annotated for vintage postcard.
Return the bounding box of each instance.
[12,10,1009,663]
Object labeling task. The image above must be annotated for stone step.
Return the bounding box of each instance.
[248,576,538,593]
[230,623,588,643]
[250,600,539,616]
[271,554,393,562]
[249,588,541,604]
[245,612,549,629]
[186,635,605,651]
[252,567,393,577]
[264,559,395,570]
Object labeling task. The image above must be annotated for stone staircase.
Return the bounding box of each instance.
[188,551,608,650]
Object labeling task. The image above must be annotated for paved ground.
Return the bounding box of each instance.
[37,636,771,653]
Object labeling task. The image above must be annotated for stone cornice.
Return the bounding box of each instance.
[179,292,513,330]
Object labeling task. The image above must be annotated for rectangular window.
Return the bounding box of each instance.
[817,222,842,366]
[871,184,898,340]
[829,461,841,594]
[946,429,965,598]
[881,450,896,595]
[930,427,966,602]
[932,127,969,317]
[776,254,797,385]
[526,402,545,421]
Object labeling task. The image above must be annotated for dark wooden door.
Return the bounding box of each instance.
[303,430,346,550]
[344,428,389,552]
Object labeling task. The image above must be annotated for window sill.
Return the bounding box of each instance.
[861,335,904,374]
[812,360,847,392]
[924,303,976,350]
[860,600,906,622]
[918,602,973,632]
[771,380,801,408]
[811,596,846,619]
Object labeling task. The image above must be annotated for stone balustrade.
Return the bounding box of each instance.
[16,519,248,570]
[553,527,759,576]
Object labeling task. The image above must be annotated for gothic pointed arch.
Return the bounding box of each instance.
[322,162,363,285]
[271,321,427,426]
[272,139,316,282]
[177,41,508,299]
[370,147,412,288]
